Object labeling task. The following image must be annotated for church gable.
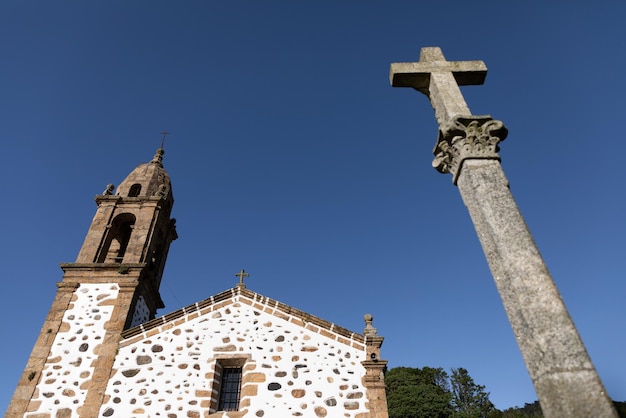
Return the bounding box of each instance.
[100,286,371,417]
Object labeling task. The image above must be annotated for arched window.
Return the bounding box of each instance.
[128,184,142,197]
[97,213,136,263]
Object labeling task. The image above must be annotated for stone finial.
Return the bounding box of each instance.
[151,148,164,167]
[432,115,508,184]
[103,184,115,195]
[363,314,377,337]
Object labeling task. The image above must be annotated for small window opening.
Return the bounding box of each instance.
[128,184,142,197]
[217,367,242,411]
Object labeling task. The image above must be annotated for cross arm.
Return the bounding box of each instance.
[390,60,487,94]
[389,47,488,125]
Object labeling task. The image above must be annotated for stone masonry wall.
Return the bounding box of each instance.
[100,294,369,417]
[25,283,120,418]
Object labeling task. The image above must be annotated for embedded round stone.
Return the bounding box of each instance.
[291,389,305,398]
[121,369,140,377]
[136,356,152,365]
[324,397,337,406]
[314,406,327,417]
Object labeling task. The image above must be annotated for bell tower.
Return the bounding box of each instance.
[73,147,177,327]
[6,148,177,418]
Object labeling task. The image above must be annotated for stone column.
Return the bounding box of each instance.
[435,115,617,417]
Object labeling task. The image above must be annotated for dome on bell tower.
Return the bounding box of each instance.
[115,148,173,203]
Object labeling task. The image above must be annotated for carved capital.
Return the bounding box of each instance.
[432,115,508,184]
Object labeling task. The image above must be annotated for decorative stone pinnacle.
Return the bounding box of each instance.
[363,313,377,337]
[432,115,508,184]
[151,148,164,167]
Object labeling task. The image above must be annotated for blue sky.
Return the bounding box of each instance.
[1,1,625,412]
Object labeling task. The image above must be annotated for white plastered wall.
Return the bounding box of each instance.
[100,296,368,417]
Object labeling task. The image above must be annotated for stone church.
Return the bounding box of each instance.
[6,148,389,418]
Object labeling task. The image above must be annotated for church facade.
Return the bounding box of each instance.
[6,149,389,418]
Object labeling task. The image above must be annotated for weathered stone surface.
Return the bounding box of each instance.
[136,355,152,365]
[457,159,616,417]
[314,406,327,417]
[247,373,266,382]
[391,46,617,418]
[213,344,236,352]
[121,369,140,377]
[347,392,363,399]
[241,384,258,397]
[56,408,72,418]
[291,389,305,398]
[432,115,507,184]
[390,47,485,126]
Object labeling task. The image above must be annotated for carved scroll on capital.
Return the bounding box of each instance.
[432,115,508,184]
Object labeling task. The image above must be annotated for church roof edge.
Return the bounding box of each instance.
[121,286,366,345]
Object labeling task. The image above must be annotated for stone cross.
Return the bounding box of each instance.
[390,47,617,418]
[390,47,486,126]
[235,269,249,286]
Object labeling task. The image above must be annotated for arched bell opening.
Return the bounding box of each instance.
[96,213,136,263]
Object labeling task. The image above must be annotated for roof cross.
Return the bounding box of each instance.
[235,269,249,286]
[390,47,487,126]
[160,130,170,149]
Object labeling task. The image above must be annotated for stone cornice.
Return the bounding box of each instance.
[364,335,385,347]
[94,195,165,206]
[121,286,370,345]
[60,263,147,272]
[432,115,508,184]
[56,281,80,291]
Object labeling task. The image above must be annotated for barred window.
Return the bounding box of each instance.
[217,367,242,411]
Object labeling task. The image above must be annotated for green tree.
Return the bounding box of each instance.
[386,367,453,418]
[502,399,626,417]
[385,366,498,418]
[449,367,496,418]
[614,401,626,418]
[501,401,542,417]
